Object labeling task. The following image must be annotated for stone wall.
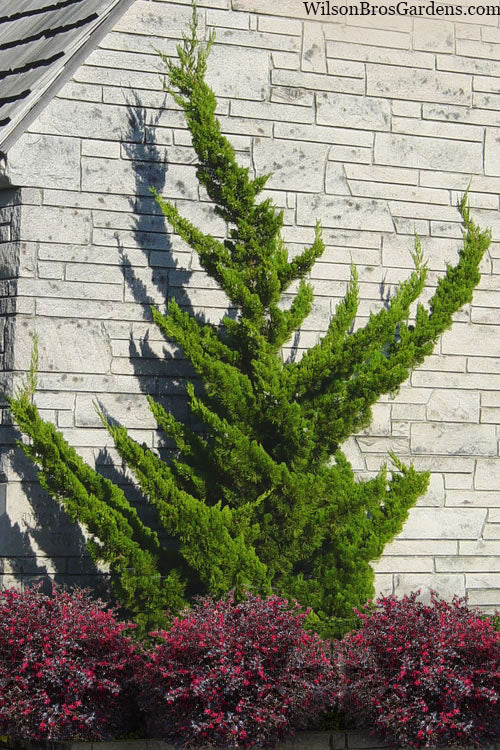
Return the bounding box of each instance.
[1,0,499,610]
[0,189,23,583]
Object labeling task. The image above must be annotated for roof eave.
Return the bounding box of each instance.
[0,0,137,155]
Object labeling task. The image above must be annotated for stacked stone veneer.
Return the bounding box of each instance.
[0,0,499,610]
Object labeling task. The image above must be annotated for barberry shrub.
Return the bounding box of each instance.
[138,592,336,747]
[0,585,144,742]
[335,590,500,748]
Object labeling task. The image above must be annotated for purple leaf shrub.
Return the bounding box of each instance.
[335,590,500,748]
[0,585,143,741]
[138,591,336,747]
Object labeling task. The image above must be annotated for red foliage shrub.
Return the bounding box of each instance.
[138,591,336,747]
[0,585,143,741]
[335,590,500,748]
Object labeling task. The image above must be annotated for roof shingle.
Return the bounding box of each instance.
[0,0,136,153]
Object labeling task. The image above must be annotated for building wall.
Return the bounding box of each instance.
[0,189,22,559]
[1,0,500,609]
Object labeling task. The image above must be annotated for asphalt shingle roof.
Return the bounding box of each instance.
[0,0,135,153]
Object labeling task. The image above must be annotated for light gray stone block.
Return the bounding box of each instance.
[213,26,299,52]
[38,260,64,279]
[414,18,455,52]
[233,0,310,17]
[383,539,457,556]
[426,389,479,423]
[114,1,196,37]
[375,133,483,173]
[33,392,75,410]
[323,24,410,50]
[82,140,121,159]
[391,403,426,421]
[273,68,364,95]
[43,190,132,213]
[373,573,394,598]
[82,158,198,200]
[445,473,473,490]
[65,263,124,285]
[230,98,313,124]
[302,22,326,73]
[394,573,466,601]
[36,372,156,394]
[57,81,102,102]
[59,426,153,448]
[7,134,80,190]
[467,589,500,607]
[411,422,496,456]
[420,354,466,374]
[460,539,500,555]
[254,138,327,192]
[412,371,500,391]
[18,278,123,302]
[397,507,486,539]
[392,116,483,142]
[317,92,390,131]
[20,206,91,245]
[8,317,112,374]
[446,491,500,507]
[33,99,132,142]
[356,437,408,454]
[418,473,445,507]
[349,180,448,206]
[325,162,350,194]
[76,393,157,429]
[297,195,393,231]
[368,65,470,105]
[345,163,417,185]
[276,121,373,147]
[327,42,432,70]
[442,323,498,357]
[86,48,165,74]
[372,556,434,573]
[206,44,268,101]
[437,557,500,573]
[38,243,147,267]
[358,403,392,437]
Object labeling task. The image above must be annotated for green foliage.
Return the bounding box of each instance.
[7,4,491,639]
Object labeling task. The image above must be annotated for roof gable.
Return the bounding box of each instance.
[0,0,136,153]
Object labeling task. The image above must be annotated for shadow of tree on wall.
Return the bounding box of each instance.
[0,189,105,596]
[120,94,211,393]
[0,428,110,599]
[1,86,301,600]
[95,92,238,468]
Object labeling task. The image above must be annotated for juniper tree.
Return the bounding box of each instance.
[8,7,491,638]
